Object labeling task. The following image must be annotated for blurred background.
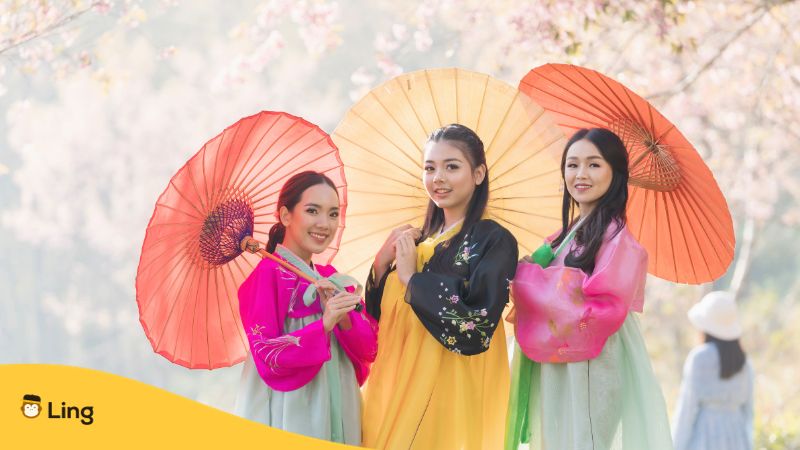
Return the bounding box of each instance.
[1,1,798,448]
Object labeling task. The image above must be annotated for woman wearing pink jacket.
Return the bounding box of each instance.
[234,171,377,445]
[506,129,673,450]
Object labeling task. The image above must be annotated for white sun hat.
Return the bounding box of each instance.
[688,291,742,340]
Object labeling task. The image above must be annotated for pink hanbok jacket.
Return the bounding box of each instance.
[511,224,647,363]
[238,257,378,392]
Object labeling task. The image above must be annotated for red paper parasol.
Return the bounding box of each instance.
[136,111,347,369]
[519,63,735,285]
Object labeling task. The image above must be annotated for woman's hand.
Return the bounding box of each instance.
[314,279,337,305]
[373,225,420,280]
[395,232,418,287]
[322,291,362,333]
[519,254,533,264]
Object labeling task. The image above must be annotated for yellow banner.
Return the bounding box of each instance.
[1,364,359,448]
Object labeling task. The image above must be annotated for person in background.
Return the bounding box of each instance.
[672,290,754,450]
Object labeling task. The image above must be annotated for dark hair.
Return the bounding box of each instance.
[266,171,338,253]
[419,124,489,256]
[705,334,747,379]
[551,128,629,274]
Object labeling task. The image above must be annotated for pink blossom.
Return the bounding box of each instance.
[93,1,113,14]
[414,29,432,52]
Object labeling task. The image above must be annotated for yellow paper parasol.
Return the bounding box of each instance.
[331,68,567,282]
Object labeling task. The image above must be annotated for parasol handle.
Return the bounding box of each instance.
[240,236,317,283]
[239,236,363,312]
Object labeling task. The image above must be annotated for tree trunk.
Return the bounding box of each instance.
[729,217,758,300]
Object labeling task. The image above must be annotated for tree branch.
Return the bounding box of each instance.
[646,5,770,101]
[729,216,758,299]
[0,3,97,57]
[603,22,649,75]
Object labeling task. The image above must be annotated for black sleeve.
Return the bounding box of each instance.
[405,221,518,355]
[365,264,392,321]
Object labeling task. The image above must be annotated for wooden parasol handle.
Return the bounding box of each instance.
[240,236,316,283]
[239,236,363,313]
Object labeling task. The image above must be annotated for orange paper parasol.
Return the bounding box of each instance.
[136,111,346,369]
[519,63,734,284]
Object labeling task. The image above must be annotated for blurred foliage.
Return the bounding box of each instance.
[756,416,800,450]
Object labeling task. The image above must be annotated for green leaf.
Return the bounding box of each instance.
[565,42,582,56]
[623,10,636,22]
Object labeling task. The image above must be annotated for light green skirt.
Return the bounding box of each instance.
[234,314,362,445]
[506,313,674,450]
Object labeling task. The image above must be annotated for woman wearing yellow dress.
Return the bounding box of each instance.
[362,124,518,449]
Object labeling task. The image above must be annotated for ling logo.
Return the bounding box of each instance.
[19,394,95,425]
[21,394,42,418]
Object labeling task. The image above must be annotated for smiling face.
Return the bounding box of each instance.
[22,402,40,418]
[423,140,485,219]
[279,183,340,262]
[564,139,614,217]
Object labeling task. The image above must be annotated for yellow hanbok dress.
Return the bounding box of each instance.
[362,219,518,450]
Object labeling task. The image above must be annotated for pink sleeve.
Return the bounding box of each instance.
[511,228,647,363]
[238,261,332,392]
[317,264,379,386]
[334,307,378,385]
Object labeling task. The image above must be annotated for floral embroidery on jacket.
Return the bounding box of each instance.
[403,220,518,356]
[438,333,462,353]
[249,324,301,373]
[437,306,493,352]
[453,235,479,266]
[276,266,303,313]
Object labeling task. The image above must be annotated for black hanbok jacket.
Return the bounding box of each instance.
[366,219,518,355]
